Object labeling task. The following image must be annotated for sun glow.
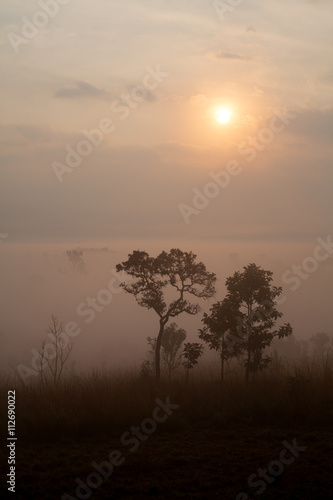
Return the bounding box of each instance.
[216,108,231,124]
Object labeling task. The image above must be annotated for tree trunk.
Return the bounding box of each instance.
[246,305,252,383]
[245,348,251,383]
[220,351,224,384]
[155,320,165,383]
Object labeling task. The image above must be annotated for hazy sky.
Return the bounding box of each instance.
[0,0,332,368]
[1,0,332,242]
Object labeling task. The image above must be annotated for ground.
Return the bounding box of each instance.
[1,424,332,500]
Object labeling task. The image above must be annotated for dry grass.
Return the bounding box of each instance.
[1,357,332,443]
[0,358,332,499]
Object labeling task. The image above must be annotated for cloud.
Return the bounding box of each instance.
[1,132,331,244]
[15,124,56,143]
[123,83,157,103]
[286,109,333,142]
[215,52,252,61]
[319,70,333,86]
[0,124,62,154]
[189,94,208,105]
[55,81,108,99]
[54,79,158,104]
[142,89,157,102]
[304,0,331,4]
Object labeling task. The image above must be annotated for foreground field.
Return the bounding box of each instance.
[1,425,332,499]
[0,361,332,499]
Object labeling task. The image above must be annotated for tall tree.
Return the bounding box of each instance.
[116,249,216,382]
[199,297,241,382]
[147,323,187,378]
[225,263,293,382]
[182,342,204,382]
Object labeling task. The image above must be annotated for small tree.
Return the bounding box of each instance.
[116,249,216,383]
[146,336,157,360]
[139,359,154,379]
[225,263,293,382]
[162,323,187,377]
[38,316,73,385]
[182,342,204,382]
[66,248,85,276]
[146,323,187,378]
[199,297,242,383]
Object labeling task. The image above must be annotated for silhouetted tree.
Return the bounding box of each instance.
[310,332,332,360]
[66,248,85,275]
[199,297,242,382]
[116,249,216,382]
[146,336,157,362]
[182,342,204,382]
[139,359,154,379]
[162,323,187,377]
[37,316,73,386]
[225,263,293,382]
[147,323,187,378]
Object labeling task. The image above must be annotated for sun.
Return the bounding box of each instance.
[216,108,231,124]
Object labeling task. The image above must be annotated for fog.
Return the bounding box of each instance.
[1,238,332,373]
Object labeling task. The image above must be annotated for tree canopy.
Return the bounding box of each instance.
[199,297,242,382]
[116,249,216,382]
[225,263,293,381]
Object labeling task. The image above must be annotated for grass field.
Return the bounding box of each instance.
[0,358,332,499]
